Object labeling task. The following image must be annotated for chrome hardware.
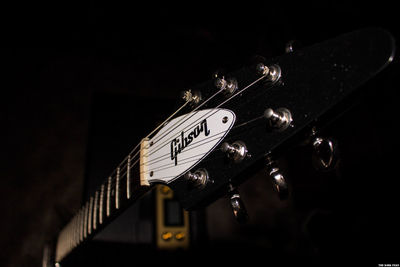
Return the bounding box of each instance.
[285,40,295,53]
[311,129,338,171]
[184,168,209,188]
[266,155,289,200]
[181,89,201,105]
[256,63,282,83]
[215,76,238,95]
[256,62,270,76]
[228,184,248,224]
[264,107,293,131]
[221,141,248,163]
[285,40,301,53]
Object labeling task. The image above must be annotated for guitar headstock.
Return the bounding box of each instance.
[144,28,395,213]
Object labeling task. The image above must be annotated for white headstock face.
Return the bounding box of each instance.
[144,108,236,184]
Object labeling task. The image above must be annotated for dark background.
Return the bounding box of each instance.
[2,1,400,267]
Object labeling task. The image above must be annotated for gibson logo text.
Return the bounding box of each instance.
[170,119,210,165]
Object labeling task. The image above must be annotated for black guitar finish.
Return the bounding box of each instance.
[170,28,395,210]
[48,28,396,266]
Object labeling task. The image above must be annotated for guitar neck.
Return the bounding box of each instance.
[55,145,151,263]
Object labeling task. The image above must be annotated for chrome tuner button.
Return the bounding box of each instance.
[221,141,248,163]
[256,63,281,83]
[181,89,201,106]
[266,156,289,200]
[264,108,293,131]
[256,62,270,76]
[215,76,238,95]
[312,136,338,171]
[285,40,302,53]
[184,168,209,188]
[228,184,248,224]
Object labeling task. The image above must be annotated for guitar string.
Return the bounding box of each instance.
[60,74,269,247]
[140,114,265,169]
[103,86,226,182]
[141,87,225,155]
[136,114,265,176]
[116,73,268,181]
[142,74,268,159]
[92,110,262,193]
[102,98,193,178]
[106,82,264,193]
[69,90,229,225]
[102,74,269,192]
[85,88,227,203]
[61,114,262,252]
[65,81,268,247]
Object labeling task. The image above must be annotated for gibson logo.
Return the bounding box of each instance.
[170,119,210,165]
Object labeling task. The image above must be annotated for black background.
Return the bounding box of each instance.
[2,1,400,267]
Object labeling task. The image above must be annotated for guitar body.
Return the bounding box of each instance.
[45,28,396,267]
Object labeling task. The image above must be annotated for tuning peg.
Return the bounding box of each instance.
[213,70,238,95]
[221,141,248,163]
[264,107,293,131]
[310,127,339,171]
[184,168,209,189]
[255,63,282,83]
[285,40,302,53]
[180,89,202,106]
[228,184,248,224]
[266,155,289,200]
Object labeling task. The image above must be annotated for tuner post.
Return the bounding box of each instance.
[256,63,281,83]
[184,169,209,189]
[221,141,248,163]
[181,89,202,106]
[264,107,293,131]
[214,71,238,95]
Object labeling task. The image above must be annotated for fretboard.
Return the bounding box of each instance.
[55,150,151,263]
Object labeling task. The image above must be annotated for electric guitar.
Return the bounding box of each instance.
[43,28,396,266]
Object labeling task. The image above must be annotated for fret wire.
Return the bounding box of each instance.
[55,72,267,264]
[106,176,111,217]
[103,158,140,192]
[99,184,104,224]
[83,202,88,239]
[115,167,120,209]
[88,196,94,235]
[72,218,76,248]
[93,191,98,230]
[103,99,190,184]
[127,155,131,199]
[79,208,83,242]
[87,87,225,195]
[104,81,258,182]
